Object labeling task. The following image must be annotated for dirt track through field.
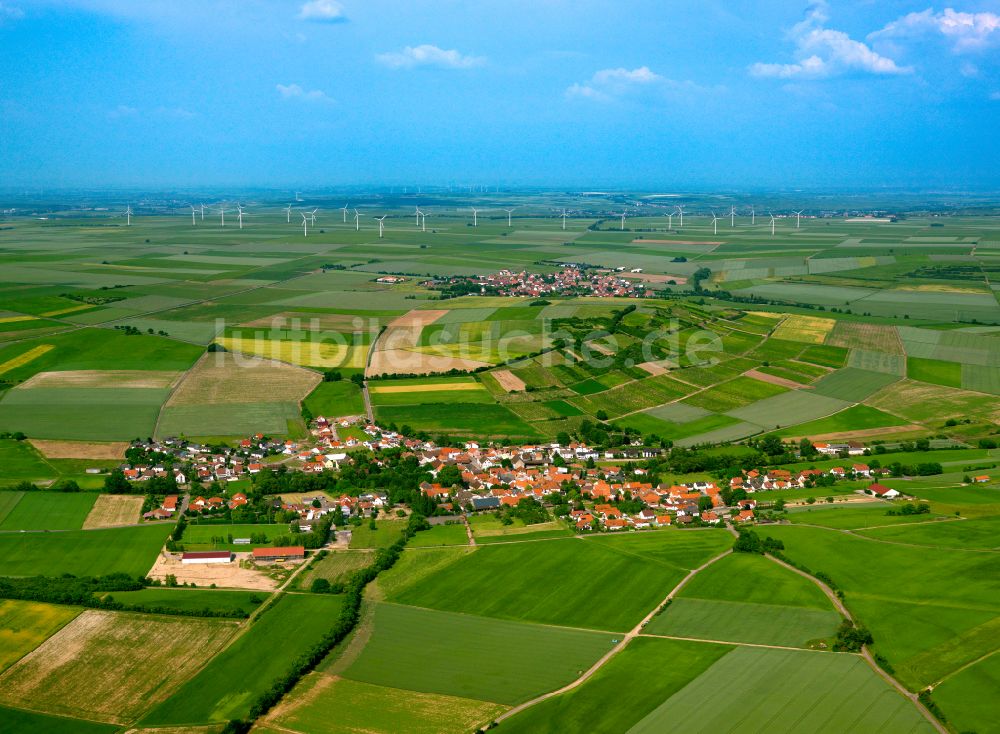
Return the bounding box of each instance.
[743,368,811,390]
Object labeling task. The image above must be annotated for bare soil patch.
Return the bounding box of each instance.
[82,495,144,529]
[147,552,279,591]
[369,382,482,394]
[389,309,448,328]
[744,369,810,390]
[637,361,669,376]
[167,352,320,406]
[367,348,489,377]
[0,610,237,725]
[783,425,926,442]
[492,369,526,392]
[19,370,182,390]
[626,272,688,284]
[29,439,127,459]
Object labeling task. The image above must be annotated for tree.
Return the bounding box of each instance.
[310,578,331,594]
[698,496,714,513]
[760,435,784,456]
[103,469,132,494]
[556,431,572,446]
[799,438,816,457]
[732,529,763,554]
[436,464,464,488]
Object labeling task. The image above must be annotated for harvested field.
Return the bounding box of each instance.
[167,353,320,406]
[242,311,375,331]
[0,609,237,725]
[783,425,926,442]
[637,361,670,376]
[626,272,688,284]
[632,239,723,245]
[492,369,527,392]
[215,337,362,369]
[369,382,483,394]
[771,315,836,344]
[82,495,144,529]
[367,348,490,377]
[28,439,127,459]
[826,321,903,354]
[743,368,810,390]
[0,344,54,376]
[19,370,181,390]
[389,309,448,328]
[146,552,279,591]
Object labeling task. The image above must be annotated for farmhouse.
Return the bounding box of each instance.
[252,546,306,562]
[181,551,232,564]
[866,482,900,499]
[973,475,991,483]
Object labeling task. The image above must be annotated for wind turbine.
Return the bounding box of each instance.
[199,204,206,221]
[794,210,804,229]
[471,208,480,227]
[619,211,627,231]
[769,212,776,236]
[236,204,246,230]
[561,209,568,230]
[420,210,428,232]
[504,208,515,227]
[711,211,719,235]
[730,206,736,228]
[340,204,349,223]
[283,205,292,223]
[124,205,132,226]
[414,206,422,227]
[750,205,756,225]
[353,209,360,231]
[301,213,309,237]
[190,206,197,225]
[667,212,674,230]
[375,215,387,238]
[295,191,303,202]
[219,205,226,227]
[309,208,318,225]
[676,205,685,228]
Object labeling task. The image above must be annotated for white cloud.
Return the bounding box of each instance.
[870,8,1000,52]
[276,83,333,103]
[566,66,671,100]
[376,44,484,70]
[751,1,911,79]
[297,0,346,23]
[990,90,1000,100]
[0,2,23,23]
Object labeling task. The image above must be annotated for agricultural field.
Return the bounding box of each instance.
[0,524,170,577]
[0,599,81,673]
[0,490,98,530]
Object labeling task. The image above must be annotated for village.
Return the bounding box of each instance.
[424,267,653,299]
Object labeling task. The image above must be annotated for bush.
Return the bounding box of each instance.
[310,578,331,594]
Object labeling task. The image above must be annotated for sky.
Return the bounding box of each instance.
[1,0,999,190]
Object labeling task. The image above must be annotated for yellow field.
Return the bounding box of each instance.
[0,610,238,725]
[29,439,128,459]
[40,304,95,317]
[369,382,481,394]
[168,353,321,406]
[0,344,54,375]
[0,600,80,674]
[0,315,36,324]
[215,336,365,368]
[771,315,836,344]
[82,495,144,528]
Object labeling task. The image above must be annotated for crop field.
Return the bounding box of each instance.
[726,390,850,430]
[773,404,910,438]
[375,403,538,439]
[932,650,1000,734]
[771,314,836,344]
[0,524,170,577]
[260,674,505,734]
[343,602,614,704]
[182,522,290,550]
[167,352,320,406]
[298,549,373,587]
[868,379,1000,422]
[628,646,935,734]
[826,321,903,353]
[0,491,98,530]
[408,522,470,546]
[303,380,366,417]
[142,593,345,725]
[0,599,81,673]
[3,706,119,734]
[786,503,949,530]
[391,531,730,630]
[349,518,409,549]
[855,515,1000,549]
[683,376,788,412]
[0,609,237,724]
[105,588,268,616]
[81,494,143,528]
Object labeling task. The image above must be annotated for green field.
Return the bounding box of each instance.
[303,380,366,417]
[348,518,409,549]
[407,522,470,547]
[2,706,118,734]
[628,646,935,733]
[0,387,169,441]
[343,602,614,704]
[773,404,910,437]
[105,588,268,616]
[495,637,732,734]
[141,593,345,725]
[390,531,731,631]
[0,599,81,673]
[0,524,170,577]
[183,522,290,550]
[375,403,539,438]
[932,651,1000,734]
[0,491,98,531]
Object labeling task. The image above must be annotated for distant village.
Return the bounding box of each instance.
[424,267,653,299]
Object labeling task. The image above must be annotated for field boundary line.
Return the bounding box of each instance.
[929,646,1000,689]
[764,553,948,734]
[791,521,1000,554]
[636,632,838,653]
[378,600,623,637]
[489,547,732,727]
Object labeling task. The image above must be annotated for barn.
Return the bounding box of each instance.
[252,546,305,562]
[181,550,233,564]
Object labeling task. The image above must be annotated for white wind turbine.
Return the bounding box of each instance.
[420,210,428,232]
[471,207,481,226]
[375,215,387,238]
[667,212,674,230]
[283,205,292,223]
[730,206,736,228]
[504,208,515,227]
[353,209,360,231]
[309,208,318,226]
[619,211,627,231]
[750,205,756,225]
[199,203,206,221]
[236,204,246,230]
[190,206,197,225]
[301,212,309,237]
[794,210,804,229]
[219,205,226,227]
[561,209,569,230]
[711,210,719,235]
[769,212,776,236]
[340,204,349,223]
[414,206,422,227]
[676,205,685,228]
[124,205,132,226]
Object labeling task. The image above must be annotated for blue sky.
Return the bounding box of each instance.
[1,0,999,189]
